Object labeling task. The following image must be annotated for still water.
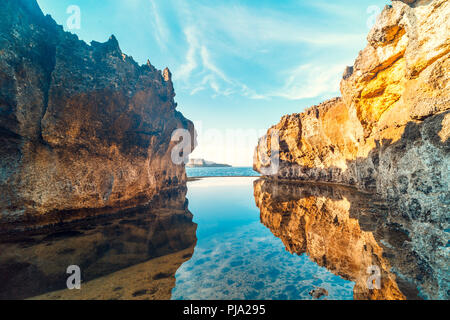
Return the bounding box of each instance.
[0,177,441,300]
[172,178,353,300]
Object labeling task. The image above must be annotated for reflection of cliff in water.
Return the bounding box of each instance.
[0,188,197,300]
[254,178,444,300]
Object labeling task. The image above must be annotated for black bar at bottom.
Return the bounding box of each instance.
[0,299,443,319]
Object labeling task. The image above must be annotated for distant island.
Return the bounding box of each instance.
[186,159,232,168]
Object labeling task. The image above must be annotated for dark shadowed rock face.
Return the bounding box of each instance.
[0,0,195,229]
[0,187,197,300]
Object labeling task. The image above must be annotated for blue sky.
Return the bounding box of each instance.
[37,0,389,166]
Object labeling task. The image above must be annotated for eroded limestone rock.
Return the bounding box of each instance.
[0,0,195,229]
[254,0,449,297]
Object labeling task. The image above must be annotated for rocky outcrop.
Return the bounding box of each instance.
[254,0,449,297]
[186,158,232,168]
[0,0,195,230]
[255,0,449,190]
[254,179,445,299]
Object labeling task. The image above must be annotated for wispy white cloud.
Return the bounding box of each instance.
[199,46,235,97]
[175,25,268,99]
[189,4,366,47]
[240,85,267,100]
[190,86,205,96]
[269,63,345,100]
[175,27,199,80]
[200,46,230,83]
[148,0,169,49]
[170,1,362,101]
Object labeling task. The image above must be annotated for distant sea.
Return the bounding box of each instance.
[186,167,260,178]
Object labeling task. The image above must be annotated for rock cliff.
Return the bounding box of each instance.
[254,0,449,296]
[0,0,195,230]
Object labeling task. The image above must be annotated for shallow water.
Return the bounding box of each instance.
[172,178,353,300]
[0,177,444,300]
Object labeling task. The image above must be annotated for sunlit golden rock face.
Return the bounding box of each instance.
[255,0,449,186]
[254,179,408,300]
[254,0,449,298]
[0,0,195,228]
[342,0,450,137]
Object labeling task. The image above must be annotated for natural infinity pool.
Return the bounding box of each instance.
[0,177,429,300]
[171,177,354,300]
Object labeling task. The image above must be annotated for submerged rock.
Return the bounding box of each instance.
[0,187,197,300]
[254,0,449,298]
[309,288,329,300]
[0,0,195,230]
